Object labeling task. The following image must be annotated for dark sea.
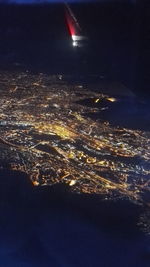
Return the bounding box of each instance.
[0,2,150,266]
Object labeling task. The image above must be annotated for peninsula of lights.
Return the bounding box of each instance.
[0,71,149,209]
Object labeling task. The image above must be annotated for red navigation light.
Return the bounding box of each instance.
[68,22,75,36]
[65,12,75,36]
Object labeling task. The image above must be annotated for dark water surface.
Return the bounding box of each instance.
[0,169,150,267]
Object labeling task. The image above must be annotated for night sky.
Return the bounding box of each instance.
[1,0,136,4]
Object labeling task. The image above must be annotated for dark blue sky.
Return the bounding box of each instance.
[5,0,136,3]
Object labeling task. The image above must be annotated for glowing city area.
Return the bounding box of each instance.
[0,71,149,210]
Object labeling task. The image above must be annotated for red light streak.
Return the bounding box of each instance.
[65,12,76,36]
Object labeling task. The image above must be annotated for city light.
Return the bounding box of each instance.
[0,71,149,208]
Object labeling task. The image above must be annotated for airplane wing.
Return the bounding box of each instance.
[64,2,88,47]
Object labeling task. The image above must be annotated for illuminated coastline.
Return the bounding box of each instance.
[0,71,149,207]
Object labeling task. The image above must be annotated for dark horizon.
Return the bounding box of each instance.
[0,0,137,4]
[0,1,149,98]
